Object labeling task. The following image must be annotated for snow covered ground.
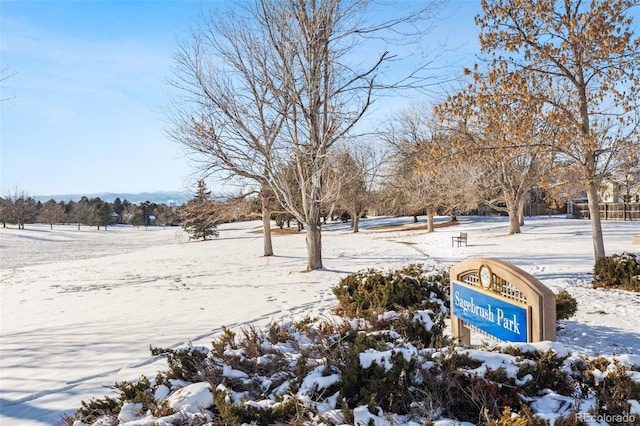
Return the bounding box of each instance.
[0,215,638,425]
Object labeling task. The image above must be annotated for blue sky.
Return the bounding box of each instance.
[1,0,481,197]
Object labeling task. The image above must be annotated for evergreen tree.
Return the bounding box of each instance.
[90,197,112,230]
[180,180,219,240]
[112,198,124,222]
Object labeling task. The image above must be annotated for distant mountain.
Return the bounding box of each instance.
[34,191,191,205]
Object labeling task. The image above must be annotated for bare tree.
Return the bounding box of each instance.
[473,0,640,258]
[259,0,443,269]
[169,7,285,257]
[3,188,37,229]
[170,0,444,270]
[330,143,386,232]
[70,197,91,230]
[436,76,553,235]
[39,199,66,230]
[614,149,640,204]
[154,203,179,228]
[385,105,480,232]
[0,197,11,227]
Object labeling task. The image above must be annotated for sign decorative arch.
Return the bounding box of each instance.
[450,258,556,346]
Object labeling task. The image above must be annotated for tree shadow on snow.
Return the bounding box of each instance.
[557,321,640,356]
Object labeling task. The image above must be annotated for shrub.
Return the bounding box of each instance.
[556,289,578,320]
[510,348,573,396]
[150,345,209,381]
[580,358,640,419]
[433,349,524,422]
[332,265,450,351]
[339,331,416,415]
[213,388,301,425]
[63,375,174,425]
[593,252,640,292]
[332,264,449,320]
[484,406,547,426]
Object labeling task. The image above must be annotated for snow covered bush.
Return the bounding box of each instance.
[333,264,450,350]
[484,406,547,425]
[64,375,177,425]
[149,345,209,382]
[555,289,578,321]
[332,264,449,320]
[575,356,640,420]
[593,252,640,292]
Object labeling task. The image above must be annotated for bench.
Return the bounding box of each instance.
[452,232,468,248]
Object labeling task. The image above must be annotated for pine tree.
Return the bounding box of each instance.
[180,180,219,240]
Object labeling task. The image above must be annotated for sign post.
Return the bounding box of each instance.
[450,258,556,346]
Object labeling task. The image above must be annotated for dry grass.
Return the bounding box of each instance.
[247,219,460,234]
[369,219,460,232]
[249,227,301,235]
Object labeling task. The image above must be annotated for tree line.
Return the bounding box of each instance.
[0,190,184,230]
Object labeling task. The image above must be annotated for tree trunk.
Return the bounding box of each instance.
[305,196,323,270]
[426,210,435,233]
[518,199,525,226]
[352,214,360,233]
[506,199,521,235]
[586,179,606,259]
[261,196,274,257]
[306,222,323,271]
[508,212,521,234]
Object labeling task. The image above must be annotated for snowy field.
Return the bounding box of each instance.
[0,215,639,425]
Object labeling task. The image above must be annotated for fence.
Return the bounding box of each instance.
[569,202,640,221]
[478,203,567,217]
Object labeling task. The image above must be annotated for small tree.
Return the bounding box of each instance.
[0,197,11,227]
[180,180,219,241]
[154,203,179,228]
[3,188,37,229]
[71,197,91,230]
[39,199,66,229]
[384,105,481,232]
[330,144,385,233]
[90,197,112,231]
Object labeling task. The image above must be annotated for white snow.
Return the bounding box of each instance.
[166,382,212,414]
[1,215,639,425]
[300,365,342,394]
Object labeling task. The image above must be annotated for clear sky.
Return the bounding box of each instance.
[1,0,482,197]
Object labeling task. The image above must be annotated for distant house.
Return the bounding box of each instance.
[567,173,640,221]
[599,177,640,203]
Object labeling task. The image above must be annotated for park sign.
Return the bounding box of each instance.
[450,258,556,345]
